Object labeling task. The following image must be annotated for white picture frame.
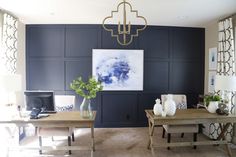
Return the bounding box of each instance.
[209,47,217,70]
[92,49,144,91]
[208,71,216,93]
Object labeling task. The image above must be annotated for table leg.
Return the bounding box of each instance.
[225,144,232,157]
[91,125,95,152]
[217,123,231,141]
[218,123,233,157]
[5,126,18,156]
[147,119,155,150]
[91,149,94,157]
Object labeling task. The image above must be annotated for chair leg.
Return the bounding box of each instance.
[181,133,184,138]
[193,133,197,149]
[68,136,72,155]
[39,136,42,154]
[167,133,171,150]
[162,127,165,138]
[72,132,75,142]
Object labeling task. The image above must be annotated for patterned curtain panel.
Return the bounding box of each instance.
[208,17,235,141]
[217,18,235,75]
[0,12,18,74]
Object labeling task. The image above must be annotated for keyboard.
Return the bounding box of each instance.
[40,111,57,114]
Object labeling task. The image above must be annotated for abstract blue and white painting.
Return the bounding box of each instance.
[92,49,143,91]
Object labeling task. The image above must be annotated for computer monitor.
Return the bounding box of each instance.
[24,91,55,111]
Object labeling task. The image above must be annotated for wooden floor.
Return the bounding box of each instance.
[6,127,236,157]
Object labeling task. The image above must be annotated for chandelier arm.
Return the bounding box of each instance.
[102,0,147,46]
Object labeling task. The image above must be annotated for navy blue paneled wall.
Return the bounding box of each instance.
[26,25,205,127]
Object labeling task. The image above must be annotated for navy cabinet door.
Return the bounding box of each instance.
[101,93,138,127]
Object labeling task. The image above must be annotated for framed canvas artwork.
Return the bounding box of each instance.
[209,47,217,70]
[92,49,143,91]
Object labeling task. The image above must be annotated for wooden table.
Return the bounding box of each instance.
[145,109,236,157]
[0,111,96,156]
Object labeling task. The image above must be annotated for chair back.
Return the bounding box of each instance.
[54,95,75,112]
[161,94,187,109]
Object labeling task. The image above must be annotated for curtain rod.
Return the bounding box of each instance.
[219,13,236,22]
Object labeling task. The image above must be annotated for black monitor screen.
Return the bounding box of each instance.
[24,91,55,111]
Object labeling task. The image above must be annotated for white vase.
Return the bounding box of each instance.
[164,94,176,116]
[153,98,162,116]
[207,101,218,113]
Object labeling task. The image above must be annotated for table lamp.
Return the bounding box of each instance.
[215,75,236,114]
[0,74,22,106]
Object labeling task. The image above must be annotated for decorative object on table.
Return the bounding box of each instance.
[215,75,236,114]
[216,102,229,115]
[102,0,147,46]
[207,101,219,113]
[92,49,143,91]
[204,94,221,113]
[208,71,216,93]
[209,47,217,70]
[70,76,103,118]
[153,98,162,116]
[163,94,176,116]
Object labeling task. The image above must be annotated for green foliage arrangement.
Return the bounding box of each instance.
[70,76,103,99]
[204,94,221,106]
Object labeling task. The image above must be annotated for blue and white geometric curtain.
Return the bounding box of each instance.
[0,12,18,105]
[208,17,235,141]
[0,12,18,75]
[217,17,235,76]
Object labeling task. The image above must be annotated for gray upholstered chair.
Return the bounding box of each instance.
[161,94,199,149]
[37,95,75,155]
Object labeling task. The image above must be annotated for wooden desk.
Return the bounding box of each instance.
[145,109,236,157]
[0,111,96,156]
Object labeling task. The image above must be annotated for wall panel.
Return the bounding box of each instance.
[27,25,65,57]
[65,59,92,90]
[139,27,169,59]
[28,58,64,90]
[144,61,169,91]
[65,25,100,57]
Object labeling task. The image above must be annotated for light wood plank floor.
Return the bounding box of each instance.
[7,127,236,157]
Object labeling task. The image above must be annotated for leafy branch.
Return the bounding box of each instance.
[70,76,103,99]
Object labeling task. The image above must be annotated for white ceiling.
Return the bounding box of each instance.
[0,0,235,27]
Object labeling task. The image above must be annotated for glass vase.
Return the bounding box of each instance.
[80,98,93,118]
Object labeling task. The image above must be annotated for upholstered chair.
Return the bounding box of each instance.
[37,95,75,155]
[161,94,199,149]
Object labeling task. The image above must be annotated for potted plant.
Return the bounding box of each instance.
[70,76,103,118]
[204,94,221,113]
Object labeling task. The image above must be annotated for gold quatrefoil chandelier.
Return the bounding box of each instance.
[102,0,147,46]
